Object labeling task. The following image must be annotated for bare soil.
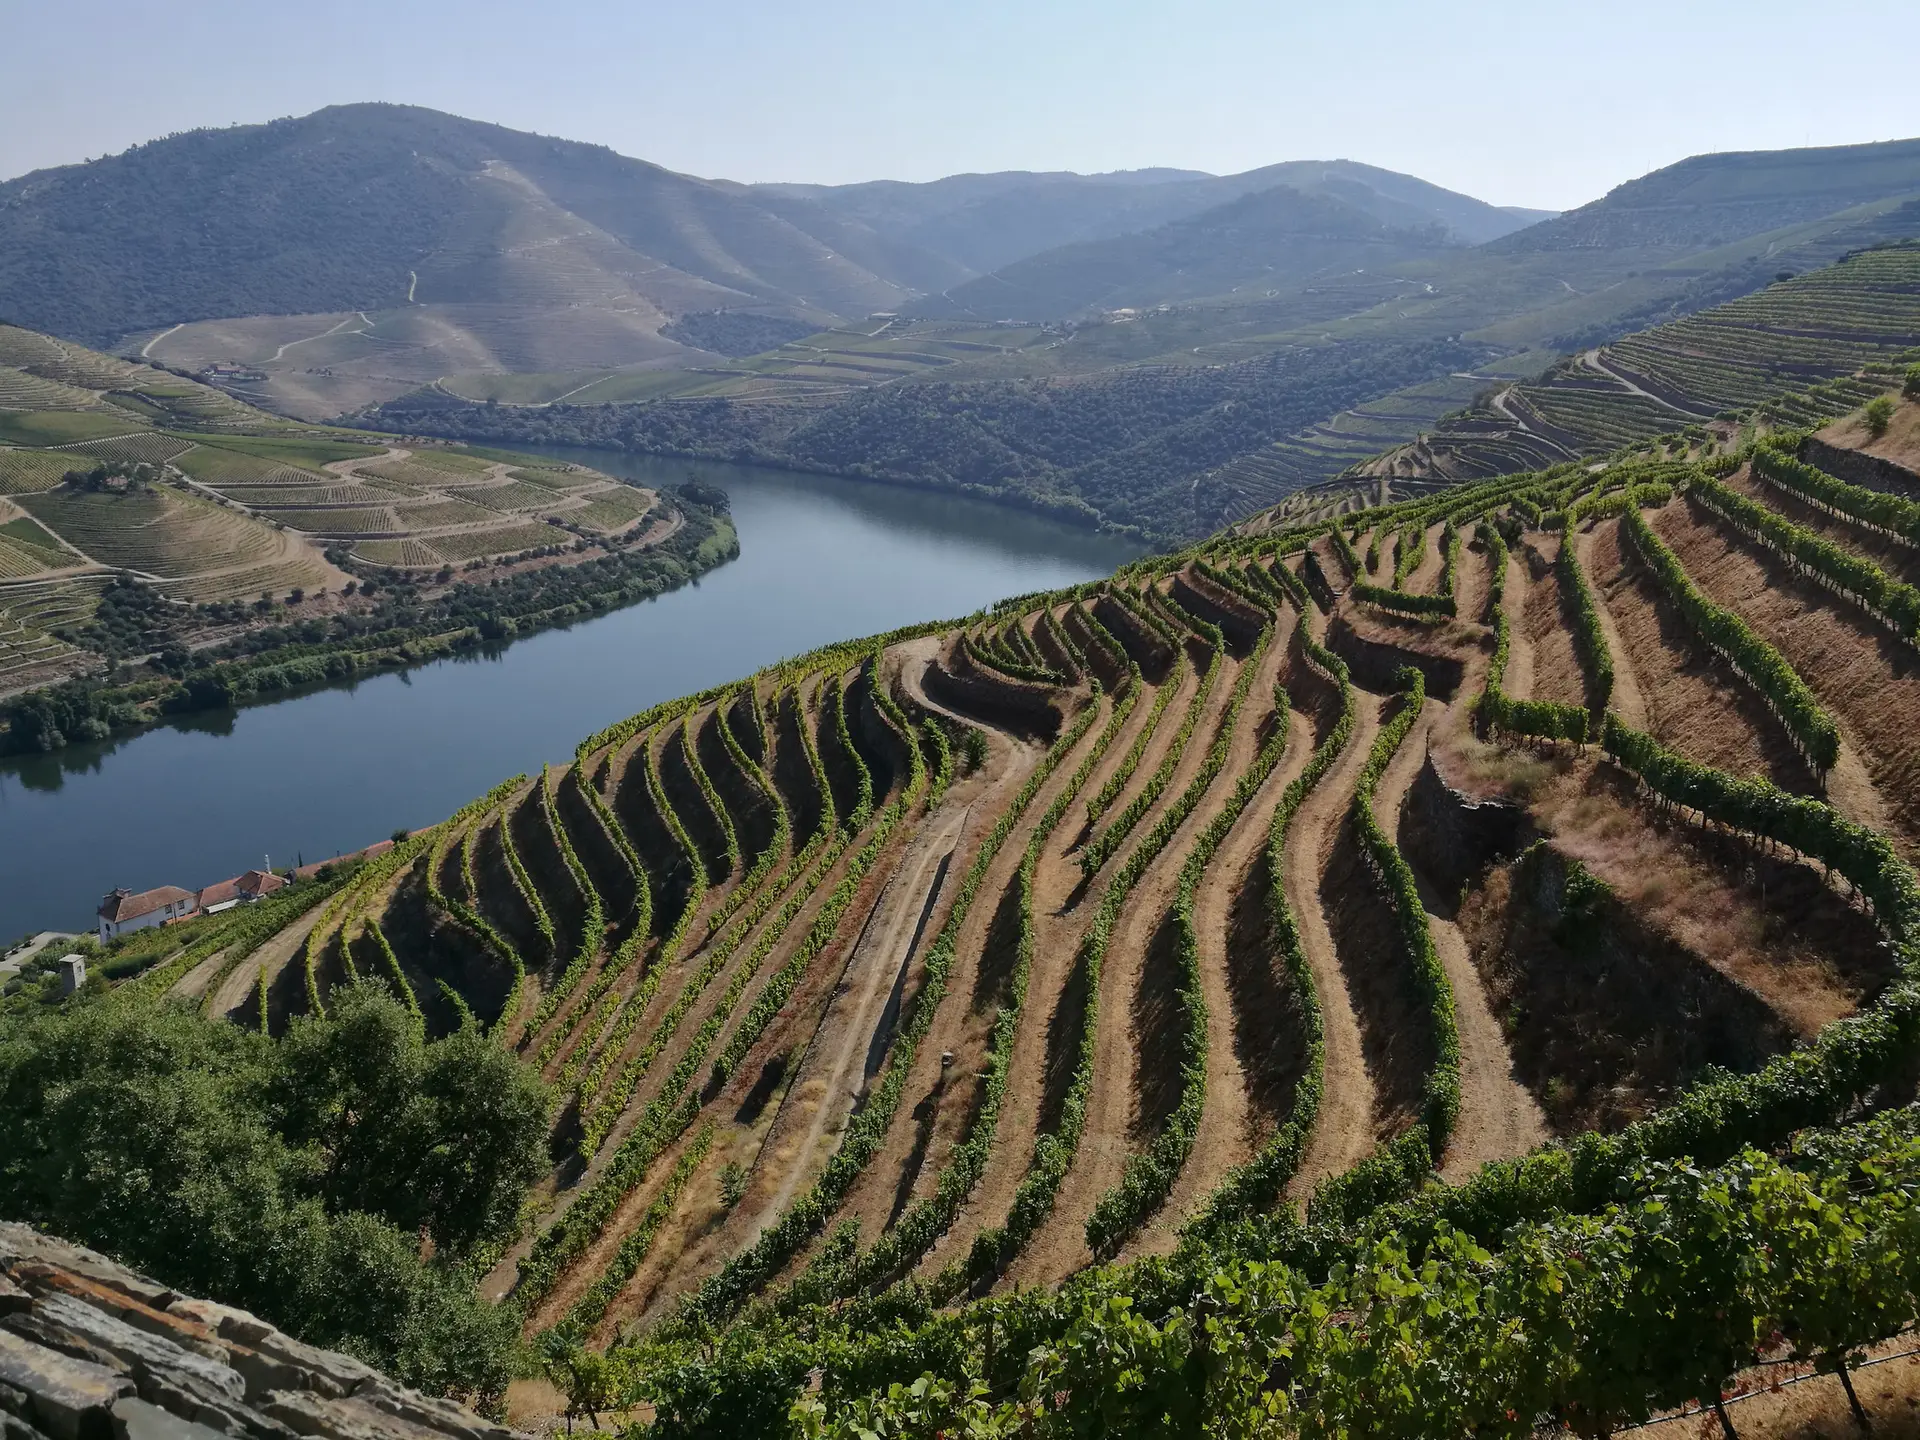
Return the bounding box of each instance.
[1517,534,1587,709]
[1587,515,1816,793]
[1380,699,1548,1179]
[1002,647,1244,1288]
[1283,683,1381,1196]
[1120,641,1315,1261]
[1456,841,1796,1134]
[1571,523,1649,730]
[1654,494,1915,855]
[921,668,1174,1281]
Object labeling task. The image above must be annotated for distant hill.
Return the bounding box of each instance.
[0,110,1540,417]
[749,158,1537,281]
[0,104,939,343]
[1491,135,1920,254]
[910,160,1547,320]
[0,104,965,416]
[910,182,1465,322]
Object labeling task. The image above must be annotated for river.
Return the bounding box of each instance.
[0,453,1141,940]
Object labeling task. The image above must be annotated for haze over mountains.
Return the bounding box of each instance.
[0,104,1550,415]
[5,104,1920,539]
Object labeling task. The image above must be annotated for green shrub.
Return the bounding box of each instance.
[1866,394,1896,437]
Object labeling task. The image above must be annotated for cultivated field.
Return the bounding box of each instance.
[0,323,680,698]
[134,377,1920,1434]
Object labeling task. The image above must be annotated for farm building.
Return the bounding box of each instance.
[196,867,288,914]
[95,884,194,941]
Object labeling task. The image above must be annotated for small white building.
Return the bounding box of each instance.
[96,885,195,943]
[57,955,86,996]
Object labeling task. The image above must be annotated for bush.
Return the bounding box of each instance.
[0,987,547,1402]
[1905,364,1920,401]
[1866,395,1896,437]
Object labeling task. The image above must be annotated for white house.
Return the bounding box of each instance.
[97,885,195,943]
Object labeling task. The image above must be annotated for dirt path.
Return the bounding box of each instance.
[1572,522,1649,730]
[1283,689,1380,1198]
[206,907,325,1021]
[168,950,228,1006]
[743,799,971,1242]
[1004,649,1243,1288]
[590,656,1027,1326]
[608,790,945,1327]
[1119,640,1312,1261]
[1379,701,1548,1180]
[798,706,1085,1287]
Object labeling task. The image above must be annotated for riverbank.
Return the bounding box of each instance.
[0,496,737,755]
[0,453,1140,939]
[347,396,1159,543]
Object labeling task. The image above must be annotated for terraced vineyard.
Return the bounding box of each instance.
[0,323,699,701]
[1361,242,1920,484]
[130,375,1920,1435]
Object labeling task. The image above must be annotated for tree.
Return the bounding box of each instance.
[1904,365,1920,401]
[0,992,526,1402]
[1864,396,1896,438]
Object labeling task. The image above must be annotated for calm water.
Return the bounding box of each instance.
[0,454,1141,939]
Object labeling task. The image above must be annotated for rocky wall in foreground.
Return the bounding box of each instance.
[0,1225,523,1440]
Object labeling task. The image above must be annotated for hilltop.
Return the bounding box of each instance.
[0,105,1531,420]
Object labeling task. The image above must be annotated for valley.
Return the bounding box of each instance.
[19,357,1920,1436]
[8,93,1920,1440]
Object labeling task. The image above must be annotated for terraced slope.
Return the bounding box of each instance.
[104,377,1918,1437]
[1361,242,1920,482]
[0,323,735,742]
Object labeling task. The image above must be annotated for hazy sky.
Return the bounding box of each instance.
[6,1,1919,210]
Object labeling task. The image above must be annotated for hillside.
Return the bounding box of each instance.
[0,324,735,737]
[1351,240,1920,483]
[1491,134,1920,253]
[905,182,1464,323]
[374,139,1920,541]
[0,104,945,418]
[0,108,1540,422]
[37,351,1920,1434]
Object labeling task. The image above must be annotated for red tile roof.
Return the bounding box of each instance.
[97,885,195,924]
[197,869,289,909]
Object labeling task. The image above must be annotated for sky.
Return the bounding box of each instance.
[6,1,1920,211]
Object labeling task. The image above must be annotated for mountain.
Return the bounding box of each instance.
[0,104,941,343]
[909,181,1467,322]
[370,138,1920,542]
[1491,134,1920,254]
[0,103,971,416]
[759,158,1542,282]
[0,110,1542,418]
[906,159,1549,319]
